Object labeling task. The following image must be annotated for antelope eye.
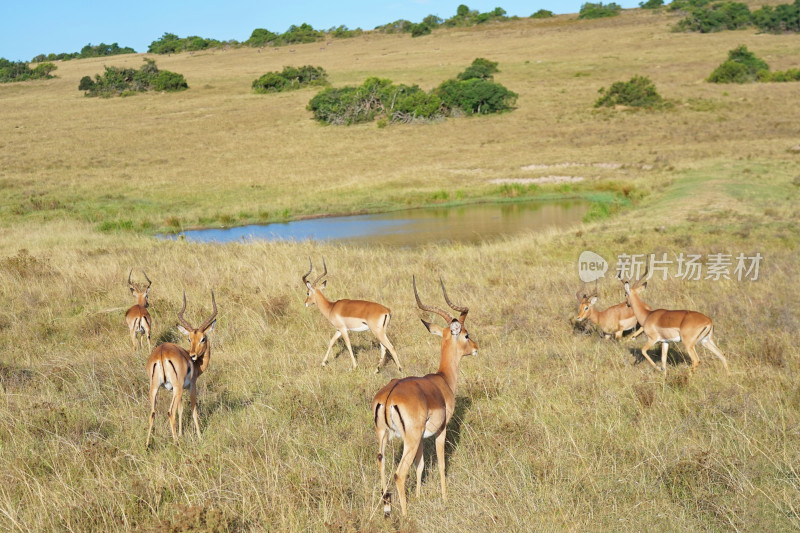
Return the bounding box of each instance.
[584,306,589,311]
[201,337,206,343]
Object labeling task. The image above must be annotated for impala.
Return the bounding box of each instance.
[575,282,642,340]
[622,262,729,376]
[126,270,152,353]
[372,276,478,516]
[145,291,217,447]
[302,258,402,372]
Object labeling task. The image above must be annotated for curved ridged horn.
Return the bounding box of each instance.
[177,292,193,330]
[590,280,599,298]
[128,269,134,287]
[142,270,152,289]
[199,291,217,331]
[634,255,651,288]
[312,256,328,286]
[440,277,468,323]
[302,258,313,285]
[576,282,586,302]
[413,275,452,323]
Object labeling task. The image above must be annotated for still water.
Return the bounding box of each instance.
[163,200,588,247]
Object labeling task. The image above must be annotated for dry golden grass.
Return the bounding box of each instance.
[1,4,799,531]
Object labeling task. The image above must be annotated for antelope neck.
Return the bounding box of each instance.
[628,290,651,325]
[436,338,461,395]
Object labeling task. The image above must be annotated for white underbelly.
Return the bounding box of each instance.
[349,323,370,332]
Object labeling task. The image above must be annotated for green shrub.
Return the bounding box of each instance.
[531,9,554,18]
[252,65,328,93]
[579,2,622,19]
[752,0,800,33]
[82,59,187,97]
[436,78,517,115]
[246,28,279,47]
[410,22,432,37]
[308,59,515,125]
[707,45,769,83]
[0,58,57,83]
[457,58,500,81]
[762,68,800,82]
[152,71,188,91]
[148,32,224,54]
[640,0,664,8]
[674,2,752,32]
[595,75,665,108]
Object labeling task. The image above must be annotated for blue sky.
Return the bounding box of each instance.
[2,1,642,62]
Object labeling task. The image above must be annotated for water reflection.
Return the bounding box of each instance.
[162,200,588,247]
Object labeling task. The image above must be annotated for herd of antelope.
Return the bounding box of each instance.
[129,256,728,516]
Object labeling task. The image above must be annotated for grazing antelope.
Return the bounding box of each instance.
[621,262,729,376]
[126,270,152,353]
[145,292,217,447]
[575,282,642,340]
[372,277,478,516]
[302,258,402,373]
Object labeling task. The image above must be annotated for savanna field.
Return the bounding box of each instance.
[1,3,799,531]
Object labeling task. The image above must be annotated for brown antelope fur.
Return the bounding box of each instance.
[303,258,402,372]
[621,261,729,376]
[575,281,642,340]
[126,270,152,353]
[372,277,478,516]
[145,292,217,447]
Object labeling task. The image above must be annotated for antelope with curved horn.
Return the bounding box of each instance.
[303,258,402,373]
[575,281,642,340]
[372,276,478,516]
[145,291,217,447]
[621,259,729,376]
[126,270,152,353]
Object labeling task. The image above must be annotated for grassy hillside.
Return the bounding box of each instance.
[0,4,799,531]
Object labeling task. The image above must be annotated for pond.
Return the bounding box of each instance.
[162,200,589,247]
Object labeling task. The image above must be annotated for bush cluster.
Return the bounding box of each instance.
[252,65,328,93]
[579,2,623,19]
[375,4,511,37]
[595,75,665,108]
[80,59,188,97]
[0,58,57,83]
[32,43,135,63]
[147,33,233,54]
[307,58,517,126]
[708,45,800,83]
[531,9,554,18]
[639,0,664,8]
[674,0,800,33]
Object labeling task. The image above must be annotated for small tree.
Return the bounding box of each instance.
[707,45,769,83]
[457,58,500,81]
[531,9,554,18]
[579,2,623,19]
[640,0,664,8]
[595,75,665,108]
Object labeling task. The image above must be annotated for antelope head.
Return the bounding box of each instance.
[414,276,478,358]
[128,270,152,307]
[176,291,217,367]
[302,257,328,307]
[575,281,598,321]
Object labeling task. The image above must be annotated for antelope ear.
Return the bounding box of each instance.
[589,296,598,306]
[305,281,313,290]
[203,319,216,334]
[421,319,443,337]
[623,281,631,294]
[641,281,647,290]
[129,286,136,294]
[319,280,327,289]
[177,324,190,336]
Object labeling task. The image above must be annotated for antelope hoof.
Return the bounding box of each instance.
[374,367,381,374]
[321,361,327,367]
[382,493,391,517]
